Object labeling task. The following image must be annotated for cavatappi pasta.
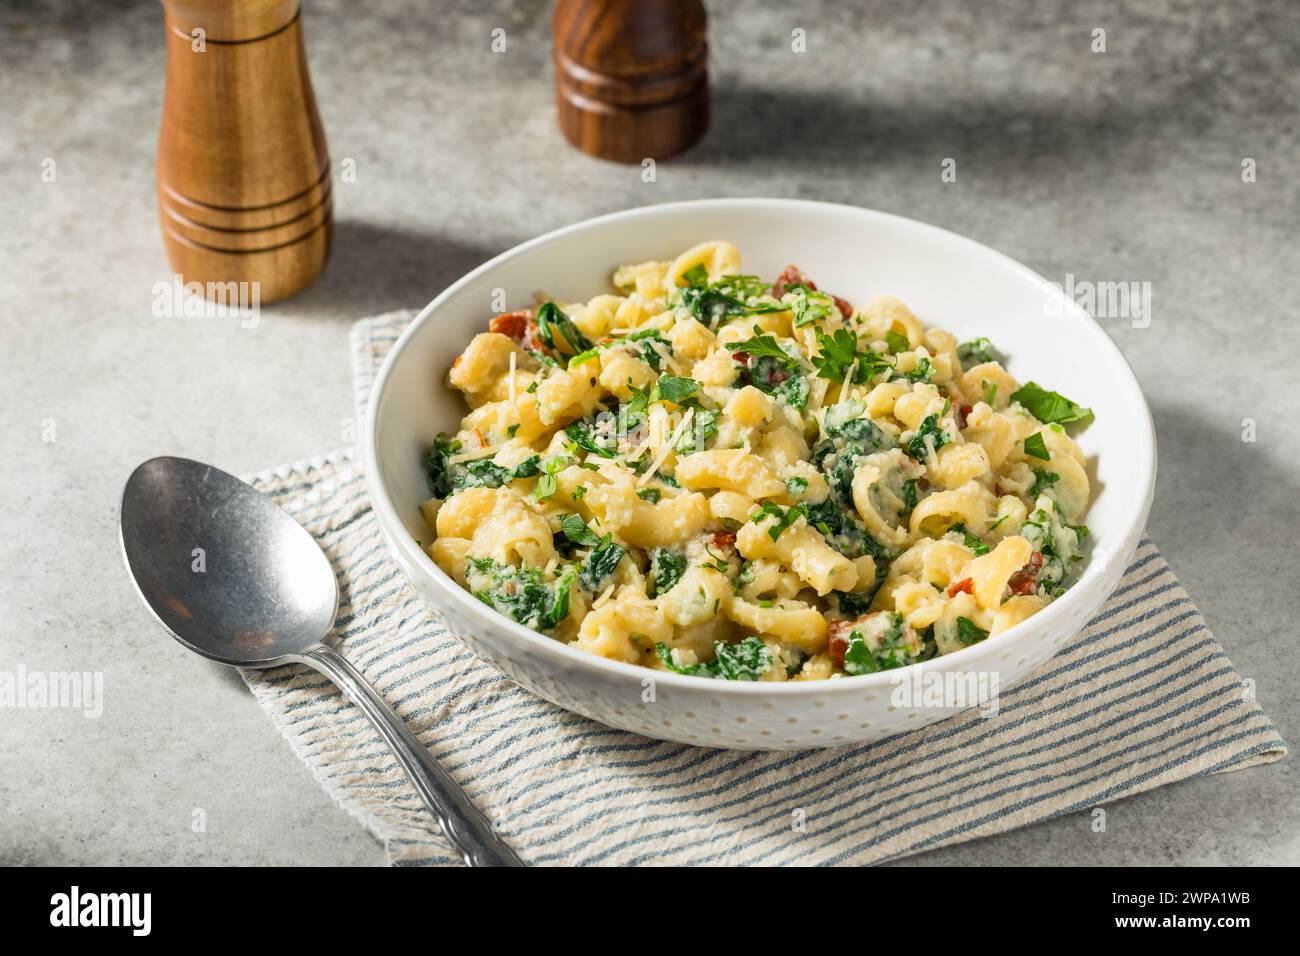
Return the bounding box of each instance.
[422,242,1096,681]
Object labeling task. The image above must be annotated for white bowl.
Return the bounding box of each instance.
[364,199,1156,750]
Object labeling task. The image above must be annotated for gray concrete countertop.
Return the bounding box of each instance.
[1,0,1295,866]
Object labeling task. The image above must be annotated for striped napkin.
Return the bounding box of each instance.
[240,311,1286,866]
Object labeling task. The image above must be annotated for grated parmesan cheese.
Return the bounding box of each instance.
[447,444,503,465]
[638,408,693,486]
[592,583,617,609]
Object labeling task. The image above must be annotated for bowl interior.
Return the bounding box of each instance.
[370,199,1151,666]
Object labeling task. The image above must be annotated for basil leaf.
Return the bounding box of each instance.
[1011,381,1093,425]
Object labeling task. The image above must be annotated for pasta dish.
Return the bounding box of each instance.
[421,242,1094,681]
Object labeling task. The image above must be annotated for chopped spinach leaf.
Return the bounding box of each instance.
[655,637,772,681]
[564,418,619,458]
[649,548,688,597]
[424,433,461,498]
[535,301,593,355]
[957,337,999,369]
[580,539,625,593]
[466,558,577,632]
[905,414,950,460]
[956,616,989,646]
[678,284,786,331]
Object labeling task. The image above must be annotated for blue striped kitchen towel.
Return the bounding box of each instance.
[238,311,1286,866]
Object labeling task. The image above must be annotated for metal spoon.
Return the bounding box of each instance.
[119,455,523,867]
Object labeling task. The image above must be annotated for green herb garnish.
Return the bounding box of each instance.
[956,616,989,646]
[1011,382,1093,425]
[1023,432,1051,461]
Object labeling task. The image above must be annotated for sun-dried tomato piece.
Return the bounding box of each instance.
[1008,552,1044,596]
[710,529,737,551]
[827,618,855,666]
[772,265,816,298]
[489,308,533,340]
[946,577,974,598]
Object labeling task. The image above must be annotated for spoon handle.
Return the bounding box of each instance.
[301,645,525,867]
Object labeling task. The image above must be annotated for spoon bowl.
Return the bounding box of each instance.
[120,456,337,667]
[119,456,523,866]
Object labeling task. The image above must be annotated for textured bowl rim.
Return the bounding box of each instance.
[363,198,1156,696]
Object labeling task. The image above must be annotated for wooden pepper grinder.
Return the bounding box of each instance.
[553,0,708,164]
[157,0,331,303]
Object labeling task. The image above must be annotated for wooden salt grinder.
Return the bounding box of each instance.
[156,0,331,303]
[553,0,709,164]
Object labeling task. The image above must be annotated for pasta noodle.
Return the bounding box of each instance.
[420,244,1095,680]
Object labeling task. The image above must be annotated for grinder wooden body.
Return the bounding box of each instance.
[157,0,331,303]
[553,0,708,163]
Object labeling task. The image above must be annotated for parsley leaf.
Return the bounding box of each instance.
[733,329,809,409]
[558,514,625,592]
[653,375,699,405]
[731,329,796,365]
[1023,432,1051,460]
[535,473,557,501]
[901,356,934,383]
[949,522,990,555]
[812,327,891,385]
[750,501,808,541]
[1029,469,1059,497]
[559,513,602,547]
[786,286,835,328]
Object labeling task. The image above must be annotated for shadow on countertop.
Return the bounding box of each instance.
[287,220,498,319]
[690,83,1168,174]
